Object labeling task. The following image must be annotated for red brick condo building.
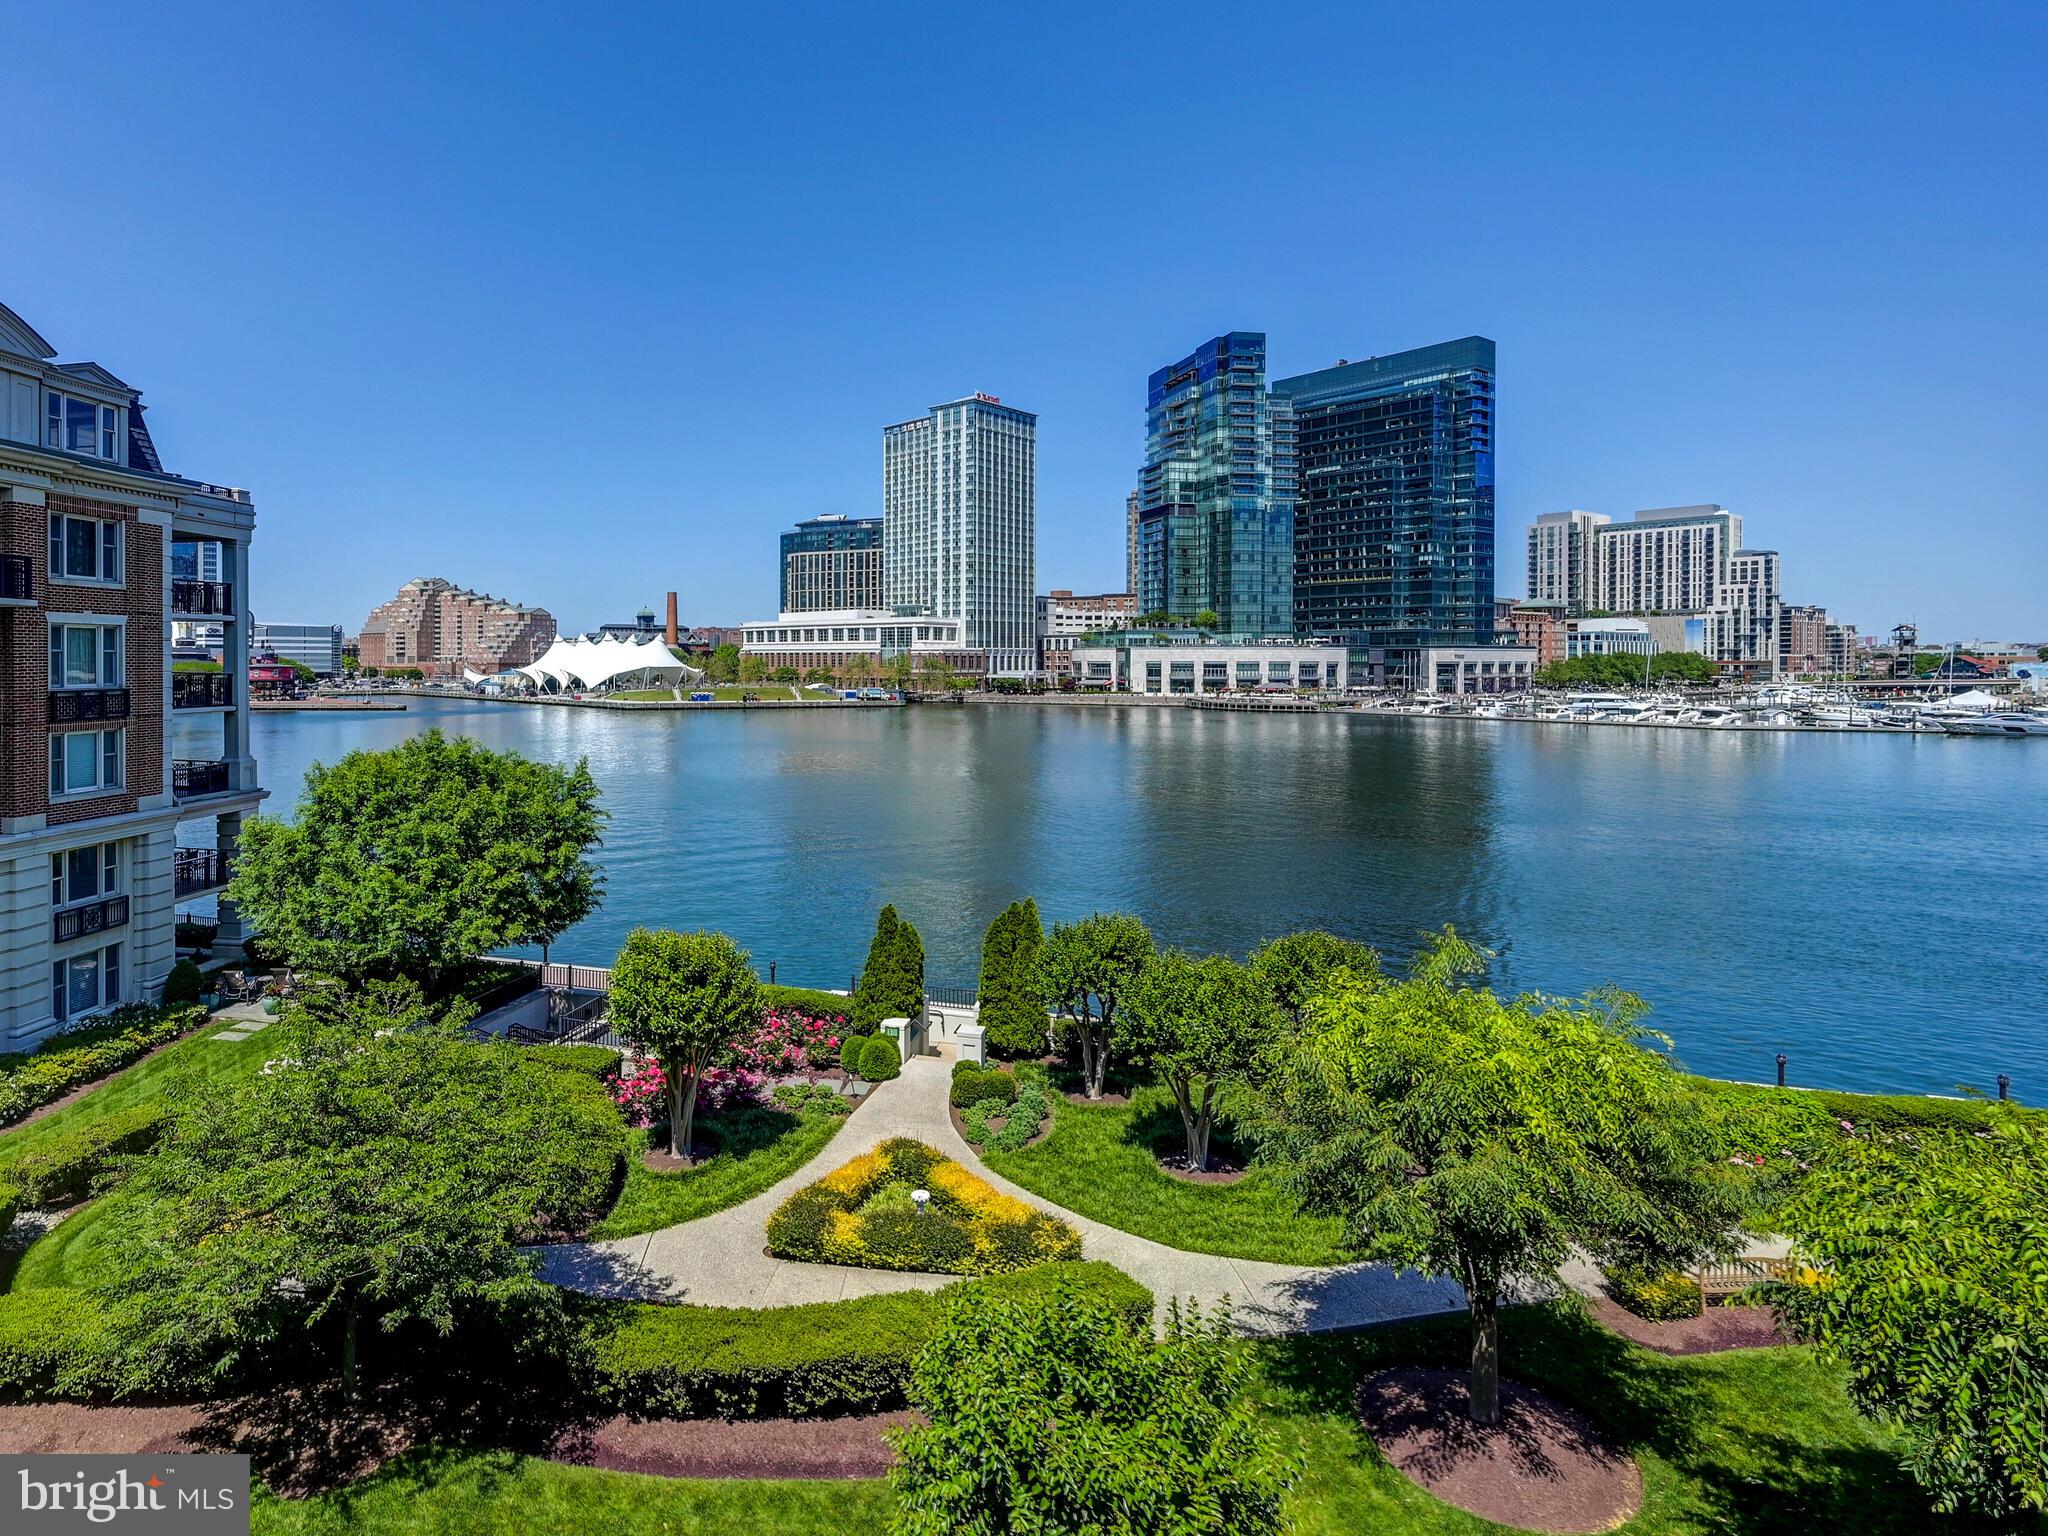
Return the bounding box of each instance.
[0,301,262,1049]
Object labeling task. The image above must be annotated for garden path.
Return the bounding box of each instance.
[535,1054,1468,1333]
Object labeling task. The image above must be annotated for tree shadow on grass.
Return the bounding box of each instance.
[1260,1302,2030,1536]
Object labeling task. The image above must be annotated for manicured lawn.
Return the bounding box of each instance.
[249,1305,2013,1535]
[589,1106,847,1240]
[6,1191,129,1291]
[977,1075,1349,1265]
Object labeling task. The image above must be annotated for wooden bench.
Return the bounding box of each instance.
[1697,1257,1792,1302]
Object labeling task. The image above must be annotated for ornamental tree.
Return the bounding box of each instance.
[889,1285,1297,1536]
[1256,929,1736,1425]
[976,898,1046,1058]
[853,904,925,1031]
[1769,1113,2048,1518]
[227,730,605,988]
[1249,929,1380,1030]
[1039,913,1153,1100]
[101,980,622,1400]
[608,928,761,1159]
[1121,950,1271,1171]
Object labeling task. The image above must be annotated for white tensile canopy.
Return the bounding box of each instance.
[517,635,702,694]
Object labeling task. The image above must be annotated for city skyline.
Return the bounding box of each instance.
[5,4,2041,639]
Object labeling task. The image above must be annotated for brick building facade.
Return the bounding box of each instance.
[355,576,555,678]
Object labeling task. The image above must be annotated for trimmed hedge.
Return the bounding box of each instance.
[859,1036,902,1083]
[0,1288,123,1399]
[0,1104,169,1207]
[0,1004,202,1127]
[951,1062,1016,1109]
[510,1043,624,1083]
[0,1178,19,1236]
[591,1261,1150,1419]
[760,984,854,1021]
[960,1086,1051,1153]
[1605,1264,1705,1321]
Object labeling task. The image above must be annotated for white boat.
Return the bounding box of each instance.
[1561,692,1634,719]
[1941,712,2048,738]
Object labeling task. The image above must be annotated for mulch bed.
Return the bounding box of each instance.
[1154,1149,1248,1185]
[948,1104,1051,1153]
[0,1403,205,1455]
[1357,1367,1643,1534]
[553,1411,913,1480]
[1061,1089,1131,1107]
[1588,1293,1790,1356]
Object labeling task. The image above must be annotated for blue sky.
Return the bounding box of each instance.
[7,1,2042,639]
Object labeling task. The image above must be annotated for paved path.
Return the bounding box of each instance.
[537,1054,1467,1335]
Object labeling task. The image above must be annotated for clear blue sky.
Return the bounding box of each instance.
[7,1,2042,640]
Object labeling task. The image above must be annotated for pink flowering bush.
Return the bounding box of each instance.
[614,1059,769,1126]
[613,1007,850,1130]
[732,1008,850,1075]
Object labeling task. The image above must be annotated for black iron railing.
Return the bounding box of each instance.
[172,672,232,709]
[48,688,130,723]
[54,894,128,943]
[170,578,234,616]
[174,847,230,897]
[0,553,30,602]
[172,759,233,797]
[925,984,980,1009]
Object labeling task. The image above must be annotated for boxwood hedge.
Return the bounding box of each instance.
[0,1004,203,1128]
[760,984,855,1021]
[0,1104,169,1207]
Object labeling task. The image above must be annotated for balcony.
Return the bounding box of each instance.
[173,758,234,799]
[172,672,232,710]
[174,847,231,898]
[0,553,31,605]
[171,578,234,617]
[49,688,131,724]
[54,894,129,943]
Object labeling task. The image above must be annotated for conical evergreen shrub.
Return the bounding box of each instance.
[853,905,925,1031]
[979,899,1048,1058]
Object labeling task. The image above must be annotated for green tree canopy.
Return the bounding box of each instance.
[854,905,925,1032]
[889,1285,1297,1536]
[101,981,622,1398]
[1533,651,1715,690]
[1040,913,1153,1100]
[227,730,605,986]
[1192,608,1221,632]
[608,928,761,1158]
[737,652,768,683]
[1770,1112,2048,1518]
[1121,950,1272,1170]
[1256,930,1737,1424]
[1249,929,1380,1029]
[704,642,741,682]
[977,899,1047,1057]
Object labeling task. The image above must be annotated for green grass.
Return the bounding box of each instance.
[251,1304,2026,1535]
[977,1075,1348,1264]
[606,689,679,701]
[6,1191,129,1290]
[589,1106,847,1240]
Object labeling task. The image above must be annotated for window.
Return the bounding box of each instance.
[45,392,119,460]
[48,729,123,798]
[50,944,122,1023]
[48,622,123,689]
[50,842,120,907]
[48,513,122,584]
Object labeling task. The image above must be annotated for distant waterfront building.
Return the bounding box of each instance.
[1824,622,1860,677]
[883,394,1036,676]
[1566,618,1655,659]
[1702,550,1783,678]
[1272,337,1497,687]
[1134,333,1295,636]
[356,577,556,678]
[1779,603,1830,678]
[1124,489,1139,598]
[740,609,983,675]
[1037,589,1137,681]
[781,514,883,613]
[252,622,344,677]
[1588,505,1743,616]
[1071,635,1347,696]
[1526,511,1609,615]
[1420,642,1539,695]
[1503,602,1567,666]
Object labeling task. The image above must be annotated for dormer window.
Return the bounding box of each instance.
[45,391,119,460]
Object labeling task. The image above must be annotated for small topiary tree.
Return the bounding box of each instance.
[853,904,924,1031]
[860,1035,902,1083]
[1040,913,1153,1100]
[161,959,206,1007]
[978,899,1047,1058]
[889,1284,1297,1536]
[608,928,761,1160]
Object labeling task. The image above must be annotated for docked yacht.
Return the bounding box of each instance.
[1941,712,2048,738]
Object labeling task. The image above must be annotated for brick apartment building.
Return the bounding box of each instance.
[1037,589,1136,681]
[355,576,555,678]
[0,300,262,1048]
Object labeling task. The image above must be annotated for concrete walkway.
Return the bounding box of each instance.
[536,1054,1467,1335]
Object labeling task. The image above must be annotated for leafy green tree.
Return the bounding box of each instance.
[1040,913,1153,1100]
[1534,651,1714,690]
[609,928,761,1159]
[1192,608,1221,632]
[704,642,741,683]
[1769,1113,2048,1518]
[889,1285,1297,1536]
[738,653,768,683]
[1121,951,1270,1170]
[1256,930,1736,1425]
[977,899,1047,1057]
[101,980,622,1399]
[227,731,605,988]
[1250,930,1380,1029]
[854,905,925,1031]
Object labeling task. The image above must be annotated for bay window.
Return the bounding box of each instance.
[50,944,123,1023]
[48,621,124,689]
[48,512,123,584]
[48,728,123,797]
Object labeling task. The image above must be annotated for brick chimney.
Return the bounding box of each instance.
[665,591,679,647]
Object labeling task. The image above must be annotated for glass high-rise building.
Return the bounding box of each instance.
[1273,337,1496,684]
[779,514,883,612]
[1135,333,1295,636]
[883,393,1037,675]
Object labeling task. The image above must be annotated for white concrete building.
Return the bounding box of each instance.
[1419,643,1540,695]
[252,621,344,677]
[1526,510,1609,614]
[1702,549,1783,678]
[883,394,1037,676]
[1589,505,1744,616]
[1071,638,1348,695]
[1566,618,1655,658]
[741,608,985,674]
